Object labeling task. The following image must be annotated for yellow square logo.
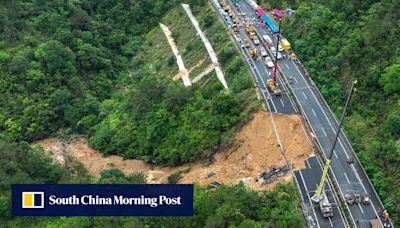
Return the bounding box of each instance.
[22,192,44,208]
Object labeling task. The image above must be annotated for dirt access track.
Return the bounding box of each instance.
[36,112,315,191]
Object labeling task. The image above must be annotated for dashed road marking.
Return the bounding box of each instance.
[311,108,317,117]
[344,173,350,184]
[333,150,338,159]
[328,217,333,227]
[358,203,365,214]
[303,91,308,100]
[321,127,327,136]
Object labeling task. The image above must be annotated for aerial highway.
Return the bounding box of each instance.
[212,1,296,114]
[294,156,346,228]
[234,0,390,226]
[213,0,391,227]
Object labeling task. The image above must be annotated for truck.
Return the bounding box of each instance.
[267,79,281,96]
[318,194,333,218]
[279,38,291,52]
[249,47,257,59]
[262,34,273,47]
[245,25,254,34]
[249,32,256,39]
[244,38,250,48]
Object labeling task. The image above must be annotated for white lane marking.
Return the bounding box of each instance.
[311,108,317,117]
[280,98,285,107]
[293,173,305,202]
[293,76,299,84]
[333,150,338,159]
[227,5,379,225]
[328,217,333,227]
[344,173,350,184]
[244,48,278,112]
[285,63,289,69]
[321,127,327,136]
[338,139,350,159]
[298,171,320,228]
[247,4,371,224]
[358,203,365,214]
[302,91,308,100]
[306,159,311,169]
[351,164,367,193]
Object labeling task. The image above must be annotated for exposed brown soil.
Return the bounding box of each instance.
[35,111,314,190]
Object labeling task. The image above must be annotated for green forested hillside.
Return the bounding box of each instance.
[0,0,305,227]
[0,0,259,166]
[277,0,400,223]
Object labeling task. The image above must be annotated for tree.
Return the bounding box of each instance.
[34,40,77,78]
[380,64,400,94]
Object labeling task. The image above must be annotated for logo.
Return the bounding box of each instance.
[22,192,44,208]
[13,184,193,216]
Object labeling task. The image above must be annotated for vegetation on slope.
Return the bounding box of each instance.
[0,0,304,226]
[86,3,259,166]
[0,0,259,166]
[271,0,400,223]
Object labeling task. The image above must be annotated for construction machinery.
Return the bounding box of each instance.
[248,32,256,39]
[267,79,281,96]
[249,47,257,59]
[245,24,254,34]
[223,5,230,12]
[319,192,334,217]
[269,19,282,97]
[311,81,357,219]
[243,38,250,48]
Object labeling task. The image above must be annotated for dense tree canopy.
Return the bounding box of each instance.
[0,0,257,166]
[280,0,400,223]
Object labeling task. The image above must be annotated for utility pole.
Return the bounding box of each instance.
[272,19,282,85]
[312,80,358,203]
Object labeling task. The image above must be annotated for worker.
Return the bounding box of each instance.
[288,77,293,84]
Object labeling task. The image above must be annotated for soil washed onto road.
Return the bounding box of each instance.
[36,111,314,190]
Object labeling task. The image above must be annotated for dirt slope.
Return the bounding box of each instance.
[36,112,314,190]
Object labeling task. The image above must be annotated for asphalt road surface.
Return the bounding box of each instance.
[233,0,390,226]
[214,0,297,114]
[294,156,346,228]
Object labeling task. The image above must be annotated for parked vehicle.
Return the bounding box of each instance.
[345,193,354,205]
[265,57,274,68]
[278,44,284,52]
[260,49,267,57]
[280,38,291,52]
[363,194,370,205]
[270,47,282,60]
[354,193,361,204]
[253,37,260,45]
[262,35,273,46]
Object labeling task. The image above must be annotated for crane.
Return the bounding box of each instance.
[266,19,282,96]
[311,81,357,209]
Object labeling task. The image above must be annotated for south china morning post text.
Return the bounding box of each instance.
[48,194,182,207]
[12,184,193,216]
